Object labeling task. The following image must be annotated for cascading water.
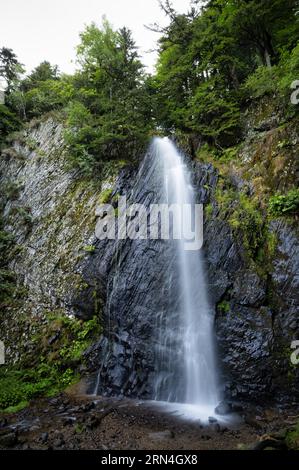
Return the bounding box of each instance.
[152,137,220,420]
[92,135,222,422]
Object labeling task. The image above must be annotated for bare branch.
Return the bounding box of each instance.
[158,0,177,20]
[144,23,165,33]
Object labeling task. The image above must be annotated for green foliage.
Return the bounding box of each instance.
[215,182,266,259]
[10,206,33,226]
[278,43,299,92]
[99,188,113,204]
[0,220,16,307]
[63,20,153,175]
[3,2,297,158]
[205,203,213,218]
[244,43,299,105]
[58,316,100,362]
[217,300,230,314]
[0,315,101,412]
[8,76,71,120]
[0,47,24,92]
[244,66,279,99]
[1,181,23,201]
[229,193,264,258]
[269,189,299,216]
[154,0,299,144]
[34,313,102,372]
[0,104,21,148]
[0,365,75,411]
[21,61,59,91]
[4,23,153,174]
[83,245,95,253]
[189,79,240,146]
[25,136,38,151]
[286,421,299,449]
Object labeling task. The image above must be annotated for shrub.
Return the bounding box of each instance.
[243,66,279,99]
[269,189,299,216]
[217,300,230,314]
[0,315,102,412]
[0,104,21,148]
[0,365,75,410]
[286,421,299,450]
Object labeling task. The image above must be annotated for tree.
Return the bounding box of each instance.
[0,47,24,92]
[7,61,67,119]
[154,0,299,145]
[21,61,59,92]
[64,19,153,174]
[219,0,299,68]
[0,104,21,147]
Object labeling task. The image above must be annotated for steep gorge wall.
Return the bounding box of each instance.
[192,99,299,404]
[0,119,106,362]
[0,110,298,405]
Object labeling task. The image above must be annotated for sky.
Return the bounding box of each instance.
[0,0,192,77]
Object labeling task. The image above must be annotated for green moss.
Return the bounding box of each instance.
[269,189,299,216]
[217,300,230,314]
[286,422,299,450]
[2,181,23,201]
[214,176,281,276]
[83,245,95,253]
[215,182,265,261]
[25,137,39,151]
[196,143,218,163]
[0,314,102,412]
[265,231,278,258]
[3,400,29,414]
[218,146,239,163]
[99,188,113,204]
[205,203,213,219]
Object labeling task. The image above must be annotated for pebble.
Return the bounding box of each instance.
[148,430,174,441]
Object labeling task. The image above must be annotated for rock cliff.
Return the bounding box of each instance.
[1,112,298,406]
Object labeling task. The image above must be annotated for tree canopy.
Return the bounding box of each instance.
[154,0,299,145]
[1,2,299,162]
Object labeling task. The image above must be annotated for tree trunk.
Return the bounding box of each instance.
[260,30,275,68]
[264,48,272,68]
[229,64,240,89]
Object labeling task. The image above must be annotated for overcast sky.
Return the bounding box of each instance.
[0,0,192,76]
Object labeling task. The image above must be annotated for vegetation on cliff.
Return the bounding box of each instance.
[0,314,101,411]
[0,0,298,426]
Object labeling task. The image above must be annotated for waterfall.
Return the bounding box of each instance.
[152,137,220,419]
[92,136,221,421]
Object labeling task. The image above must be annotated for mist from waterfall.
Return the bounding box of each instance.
[152,136,220,420]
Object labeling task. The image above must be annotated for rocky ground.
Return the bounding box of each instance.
[0,394,298,450]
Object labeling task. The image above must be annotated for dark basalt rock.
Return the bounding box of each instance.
[215,401,232,415]
[0,431,18,448]
[76,147,299,406]
[208,214,298,402]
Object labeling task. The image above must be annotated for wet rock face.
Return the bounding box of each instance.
[269,220,299,402]
[205,204,299,403]
[1,120,298,405]
[81,152,183,397]
[82,149,298,404]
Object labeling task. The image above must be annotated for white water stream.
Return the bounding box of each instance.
[152,137,220,422]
